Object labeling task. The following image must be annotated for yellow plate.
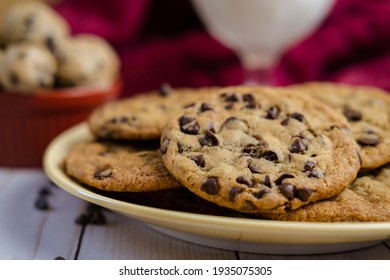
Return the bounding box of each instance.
[43,123,390,254]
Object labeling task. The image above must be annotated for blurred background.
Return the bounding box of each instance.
[1,0,390,97]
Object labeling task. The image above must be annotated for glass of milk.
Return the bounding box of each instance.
[191,0,335,85]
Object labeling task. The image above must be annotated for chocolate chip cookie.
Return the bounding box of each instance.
[287,82,390,170]
[65,140,181,192]
[260,164,390,222]
[161,86,361,213]
[88,86,218,140]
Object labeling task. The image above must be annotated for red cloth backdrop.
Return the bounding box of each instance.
[55,0,390,97]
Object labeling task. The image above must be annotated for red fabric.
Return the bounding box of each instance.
[54,0,390,97]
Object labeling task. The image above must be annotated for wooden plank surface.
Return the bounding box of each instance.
[0,168,389,260]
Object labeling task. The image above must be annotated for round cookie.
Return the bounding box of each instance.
[160,86,361,214]
[287,82,390,170]
[0,42,57,93]
[56,34,120,88]
[65,140,181,192]
[0,1,70,54]
[88,86,219,140]
[260,164,390,222]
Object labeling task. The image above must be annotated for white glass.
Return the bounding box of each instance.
[192,0,335,85]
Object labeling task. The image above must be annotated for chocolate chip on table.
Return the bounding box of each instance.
[201,178,219,195]
[199,130,219,146]
[54,256,66,260]
[342,105,362,122]
[236,175,253,187]
[278,184,295,200]
[179,115,200,135]
[34,195,50,210]
[266,106,280,119]
[189,154,205,168]
[93,167,113,179]
[229,186,244,201]
[75,203,107,226]
[289,138,307,154]
[159,82,172,96]
[274,173,295,185]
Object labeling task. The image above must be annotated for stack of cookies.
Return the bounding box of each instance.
[64,82,390,222]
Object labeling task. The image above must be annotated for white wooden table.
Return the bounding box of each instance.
[1,167,389,260]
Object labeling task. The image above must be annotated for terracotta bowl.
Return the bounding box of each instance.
[0,81,121,167]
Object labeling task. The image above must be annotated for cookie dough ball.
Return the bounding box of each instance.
[0,1,70,54]
[56,34,120,88]
[0,43,57,93]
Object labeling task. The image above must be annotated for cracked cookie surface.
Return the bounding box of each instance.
[65,140,181,192]
[161,86,361,213]
[287,82,390,170]
[88,86,218,140]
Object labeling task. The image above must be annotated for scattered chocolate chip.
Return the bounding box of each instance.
[159,82,172,96]
[200,103,214,112]
[357,136,380,146]
[248,161,261,173]
[75,213,89,225]
[189,154,205,168]
[290,112,304,122]
[304,160,316,172]
[274,173,295,185]
[93,167,112,179]
[253,188,271,199]
[39,187,51,196]
[54,256,65,260]
[199,130,219,146]
[160,138,170,154]
[263,175,272,188]
[225,93,239,102]
[263,150,278,162]
[201,178,219,195]
[35,195,49,210]
[343,105,362,122]
[179,115,200,135]
[278,184,295,200]
[75,204,107,226]
[229,186,244,201]
[236,175,253,187]
[266,106,280,119]
[289,139,307,154]
[295,188,313,202]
